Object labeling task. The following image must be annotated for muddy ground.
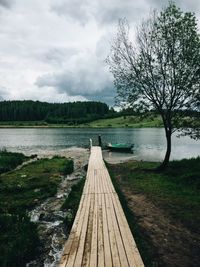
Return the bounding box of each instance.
[114,175,200,267]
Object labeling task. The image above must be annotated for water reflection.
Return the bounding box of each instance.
[0,128,199,161]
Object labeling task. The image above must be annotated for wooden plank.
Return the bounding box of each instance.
[105,193,121,267]
[111,193,144,267]
[102,162,144,267]
[107,193,129,267]
[73,193,93,266]
[81,196,94,267]
[89,184,98,267]
[101,189,113,267]
[65,193,91,267]
[97,192,105,267]
[58,146,144,267]
[58,193,86,267]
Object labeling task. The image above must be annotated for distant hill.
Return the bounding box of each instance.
[0,100,115,124]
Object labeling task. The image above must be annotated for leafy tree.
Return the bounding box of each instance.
[0,100,111,124]
[107,2,200,170]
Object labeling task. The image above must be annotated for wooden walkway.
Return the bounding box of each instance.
[58,146,144,267]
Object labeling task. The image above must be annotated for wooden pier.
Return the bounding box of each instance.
[58,146,144,267]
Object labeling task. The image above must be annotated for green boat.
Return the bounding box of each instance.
[106,143,134,153]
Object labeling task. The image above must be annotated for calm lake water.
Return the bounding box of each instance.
[0,128,199,161]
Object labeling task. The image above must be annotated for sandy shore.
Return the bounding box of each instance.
[20,146,135,165]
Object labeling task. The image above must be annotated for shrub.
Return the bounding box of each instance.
[0,213,39,267]
[0,151,28,174]
[60,159,74,175]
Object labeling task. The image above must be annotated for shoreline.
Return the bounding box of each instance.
[0,125,161,128]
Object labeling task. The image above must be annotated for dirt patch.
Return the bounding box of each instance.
[119,184,200,267]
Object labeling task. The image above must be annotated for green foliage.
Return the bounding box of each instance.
[109,157,200,233]
[62,178,85,228]
[0,156,74,266]
[0,157,74,213]
[0,150,29,174]
[0,213,39,267]
[60,159,74,175]
[108,2,200,168]
[0,100,111,124]
[80,114,163,128]
[165,157,200,188]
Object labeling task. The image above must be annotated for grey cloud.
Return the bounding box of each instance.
[51,0,200,26]
[52,0,91,25]
[95,1,145,26]
[40,47,79,65]
[51,0,145,25]
[0,0,199,105]
[36,61,115,104]
[0,0,13,8]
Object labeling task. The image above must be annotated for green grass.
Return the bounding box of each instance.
[0,114,163,128]
[0,157,74,213]
[107,157,200,266]
[61,178,85,229]
[0,121,48,126]
[0,150,32,174]
[108,157,200,234]
[0,213,39,267]
[107,163,159,266]
[79,115,163,128]
[0,156,74,267]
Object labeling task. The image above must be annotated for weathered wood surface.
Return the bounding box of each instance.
[58,146,144,267]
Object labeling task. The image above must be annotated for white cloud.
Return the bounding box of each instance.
[0,0,199,104]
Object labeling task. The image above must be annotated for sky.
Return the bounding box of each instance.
[0,0,199,105]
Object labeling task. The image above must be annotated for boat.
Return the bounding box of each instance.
[106,143,134,153]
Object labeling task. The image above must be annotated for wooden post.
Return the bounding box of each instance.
[98,135,102,147]
[89,139,93,149]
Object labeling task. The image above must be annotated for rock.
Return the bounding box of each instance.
[34,188,40,193]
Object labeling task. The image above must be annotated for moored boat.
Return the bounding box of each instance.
[106,143,134,153]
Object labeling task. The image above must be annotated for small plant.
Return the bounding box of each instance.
[60,159,74,175]
[62,178,85,228]
[0,151,29,174]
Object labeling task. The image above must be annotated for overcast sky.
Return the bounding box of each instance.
[0,0,199,105]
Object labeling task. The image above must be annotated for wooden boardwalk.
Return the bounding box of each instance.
[58,146,144,267]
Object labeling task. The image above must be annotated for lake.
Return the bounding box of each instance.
[0,128,199,161]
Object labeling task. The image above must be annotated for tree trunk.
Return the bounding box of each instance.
[157,129,172,171]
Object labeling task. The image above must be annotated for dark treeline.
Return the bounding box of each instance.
[0,100,114,124]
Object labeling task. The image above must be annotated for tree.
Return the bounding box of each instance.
[107,2,200,170]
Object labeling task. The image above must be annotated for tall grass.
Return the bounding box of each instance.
[0,150,30,174]
[0,156,74,266]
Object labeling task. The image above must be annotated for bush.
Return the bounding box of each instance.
[60,159,74,175]
[0,151,28,174]
[0,213,39,267]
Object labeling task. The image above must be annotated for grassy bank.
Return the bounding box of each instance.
[0,114,163,128]
[0,150,33,174]
[79,114,163,128]
[61,178,85,228]
[108,157,200,265]
[0,121,72,128]
[0,155,74,267]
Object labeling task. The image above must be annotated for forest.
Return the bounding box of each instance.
[0,100,114,124]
